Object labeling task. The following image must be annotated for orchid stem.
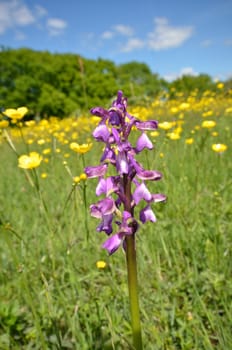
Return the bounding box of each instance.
[123,173,143,349]
[126,234,143,350]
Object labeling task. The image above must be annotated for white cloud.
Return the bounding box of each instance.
[180,67,198,76]
[46,18,67,36]
[147,17,194,50]
[16,3,35,26]
[98,17,194,54]
[120,38,145,52]
[0,0,35,34]
[0,1,67,39]
[164,67,198,82]
[113,24,134,36]
[34,4,47,18]
[101,31,114,39]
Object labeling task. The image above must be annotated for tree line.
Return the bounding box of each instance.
[0,47,231,118]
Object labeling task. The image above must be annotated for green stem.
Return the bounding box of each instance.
[126,235,143,350]
[81,154,90,241]
[18,124,30,153]
[3,129,19,155]
[123,174,143,349]
[82,181,90,241]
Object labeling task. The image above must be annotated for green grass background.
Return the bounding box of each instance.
[0,110,232,349]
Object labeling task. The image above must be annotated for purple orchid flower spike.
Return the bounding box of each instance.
[84,90,166,349]
[84,90,166,254]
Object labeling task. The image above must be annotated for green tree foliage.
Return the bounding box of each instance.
[0,47,226,118]
[169,74,216,97]
[0,48,167,117]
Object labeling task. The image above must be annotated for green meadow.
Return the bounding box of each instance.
[0,91,232,349]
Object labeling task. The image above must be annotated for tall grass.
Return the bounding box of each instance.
[0,94,232,349]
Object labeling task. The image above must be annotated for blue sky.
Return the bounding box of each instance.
[0,0,232,81]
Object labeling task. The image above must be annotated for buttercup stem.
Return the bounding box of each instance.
[126,234,143,350]
[81,154,90,241]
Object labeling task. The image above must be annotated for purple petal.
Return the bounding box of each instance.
[96,177,119,196]
[121,211,139,235]
[135,133,153,152]
[111,127,120,144]
[92,124,110,142]
[109,109,122,126]
[140,205,156,223]
[122,210,132,222]
[90,107,109,120]
[116,90,123,104]
[120,211,133,235]
[120,140,133,152]
[97,214,113,234]
[90,198,116,218]
[96,178,107,196]
[130,158,162,181]
[135,120,158,131]
[112,90,127,110]
[100,146,116,164]
[85,164,108,178]
[102,233,123,255]
[152,193,167,202]
[116,151,129,174]
[133,183,152,205]
[136,169,163,181]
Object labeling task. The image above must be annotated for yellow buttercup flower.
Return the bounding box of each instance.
[212,144,227,153]
[25,120,36,127]
[216,82,224,89]
[170,107,179,114]
[42,148,51,155]
[4,107,28,120]
[150,131,160,137]
[91,116,101,124]
[37,139,45,145]
[202,110,213,118]
[173,126,183,134]
[73,176,80,183]
[0,120,9,129]
[96,260,107,269]
[225,107,232,114]
[185,138,194,145]
[18,152,43,169]
[158,122,173,131]
[201,120,216,129]
[70,142,93,154]
[167,132,180,140]
[179,102,190,111]
[79,173,87,181]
